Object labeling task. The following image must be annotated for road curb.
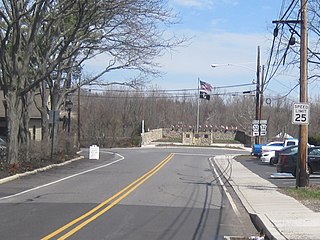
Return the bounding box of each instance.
[213,155,285,240]
[249,213,286,240]
[0,155,84,185]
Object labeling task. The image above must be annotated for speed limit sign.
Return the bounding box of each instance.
[292,103,309,125]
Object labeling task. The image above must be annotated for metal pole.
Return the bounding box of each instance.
[297,0,309,188]
[196,78,200,133]
[141,119,145,146]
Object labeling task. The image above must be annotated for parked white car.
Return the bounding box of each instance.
[260,151,276,164]
[260,139,299,164]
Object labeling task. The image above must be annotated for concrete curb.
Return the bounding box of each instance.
[250,214,286,240]
[0,155,84,185]
[213,155,285,240]
[143,142,251,152]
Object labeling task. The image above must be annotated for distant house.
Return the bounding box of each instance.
[0,95,43,141]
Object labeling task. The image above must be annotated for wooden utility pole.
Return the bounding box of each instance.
[255,46,261,144]
[297,0,309,188]
[259,65,264,124]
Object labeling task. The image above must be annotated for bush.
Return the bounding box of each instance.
[131,134,142,146]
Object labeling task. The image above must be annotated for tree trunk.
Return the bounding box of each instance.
[6,92,23,165]
[38,82,50,142]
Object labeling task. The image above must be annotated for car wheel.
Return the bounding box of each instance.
[270,157,275,165]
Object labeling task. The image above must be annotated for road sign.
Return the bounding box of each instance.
[252,120,267,136]
[252,123,259,136]
[292,103,309,125]
[260,120,267,136]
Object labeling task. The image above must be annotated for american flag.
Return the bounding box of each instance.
[199,80,212,92]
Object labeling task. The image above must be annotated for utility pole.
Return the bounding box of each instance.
[255,46,261,144]
[297,0,309,188]
[259,65,264,123]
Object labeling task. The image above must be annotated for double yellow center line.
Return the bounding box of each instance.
[41,153,175,240]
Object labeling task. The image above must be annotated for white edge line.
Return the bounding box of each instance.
[0,153,125,201]
[209,157,241,219]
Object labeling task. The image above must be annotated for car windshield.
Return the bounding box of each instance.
[270,143,283,146]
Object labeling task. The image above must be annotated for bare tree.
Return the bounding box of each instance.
[228,95,255,133]
[0,0,185,164]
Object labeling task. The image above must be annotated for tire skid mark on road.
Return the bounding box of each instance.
[209,157,241,219]
[41,153,175,240]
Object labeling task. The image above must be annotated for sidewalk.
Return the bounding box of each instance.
[214,155,320,240]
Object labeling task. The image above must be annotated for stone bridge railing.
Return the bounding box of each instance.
[142,128,163,145]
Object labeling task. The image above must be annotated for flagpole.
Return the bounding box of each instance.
[196,77,200,133]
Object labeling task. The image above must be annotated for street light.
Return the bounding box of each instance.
[211,63,256,72]
[211,46,263,144]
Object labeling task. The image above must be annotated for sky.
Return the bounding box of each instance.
[155,0,280,93]
[84,0,317,101]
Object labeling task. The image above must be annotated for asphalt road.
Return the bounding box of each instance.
[236,156,320,188]
[0,147,258,240]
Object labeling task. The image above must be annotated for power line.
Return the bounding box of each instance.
[78,91,255,99]
[265,0,300,92]
[83,82,256,93]
[280,0,299,21]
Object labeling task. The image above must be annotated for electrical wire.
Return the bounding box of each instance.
[280,0,299,21]
[265,0,320,92]
[85,82,256,93]
[264,0,300,93]
[78,90,256,99]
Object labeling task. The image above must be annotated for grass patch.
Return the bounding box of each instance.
[283,185,320,201]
